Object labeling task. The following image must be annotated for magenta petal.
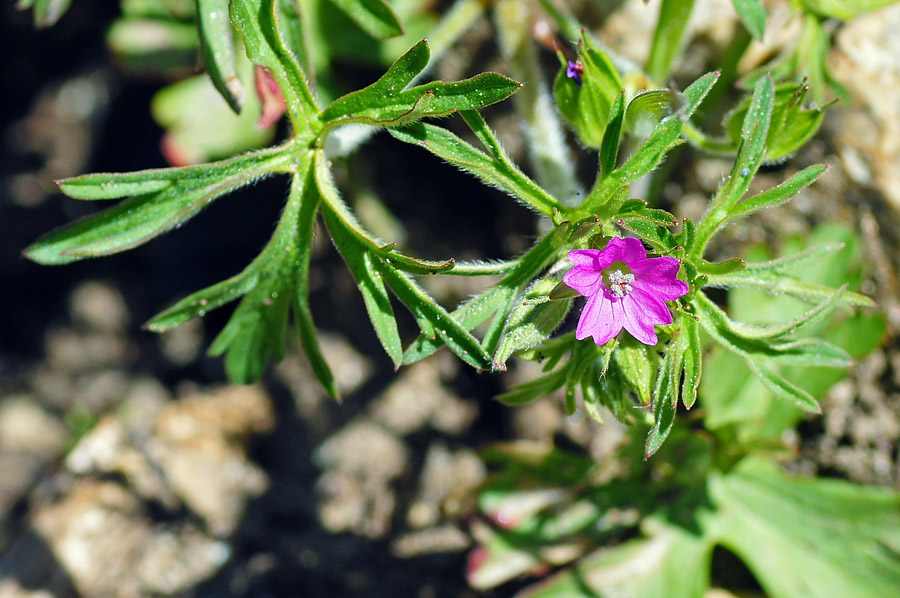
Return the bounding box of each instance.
[563,266,602,297]
[602,237,647,264]
[630,257,689,301]
[567,249,600,267]
[620,292,665,346]
[632,287,674,325]
[576,293,622,345]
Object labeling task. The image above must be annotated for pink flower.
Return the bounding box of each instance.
[563,237,689,346]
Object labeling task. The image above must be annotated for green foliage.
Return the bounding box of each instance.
[26,2,899,596]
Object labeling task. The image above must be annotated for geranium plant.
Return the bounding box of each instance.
[20,0,900,595]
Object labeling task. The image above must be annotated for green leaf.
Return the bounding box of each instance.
[693,75,774,253]
[321,42,520,129]
[230,0,319,133]
[731,0,765,40]
[388,122,563,216]
[645,341,683,457]
[710,457,900,598]
[727,164,827,222]
[402,286,513,365]
[745,358,820,412]
[647,0,697,81]
[206,155,323,385]
[197,0,244,112]
[613,342,655,405]
[327,225,404,368]
[553,33,623,148]
[293,160,339,399]
[680,316,701,409]
[25,147,291,265]
[599,91,625,178]
[320,39,430,121]
[726,82,827,163]
[402,233,560,365]
[691,291,848,411]
[493,278,572,369]
[710,284,847,340]
[377,264,491,370]
[615,203,679,227]
[616,217,678,252]
[145,272,259,332]
[706,270,874,307]
[582,71,719,213]
[327,0,403,40]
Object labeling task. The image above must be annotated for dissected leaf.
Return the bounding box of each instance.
[230,0,319,132]
[197,0,244,112]
[321,41,520,129]
[25,147,291,264]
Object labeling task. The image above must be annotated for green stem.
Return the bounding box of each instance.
[460,111,567,219]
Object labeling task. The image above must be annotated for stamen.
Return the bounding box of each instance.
[606,269,634,298]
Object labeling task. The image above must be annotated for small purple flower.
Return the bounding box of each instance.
[565,60,584,87]
[563,237,689,346]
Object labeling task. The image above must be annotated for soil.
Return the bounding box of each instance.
[1,1,899,597]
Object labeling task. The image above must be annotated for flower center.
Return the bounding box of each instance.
[602,262,635,298]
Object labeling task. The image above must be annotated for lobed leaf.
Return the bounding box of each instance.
[197,0,244,112]
[727,164,827,222]
[230,0,319,132]
[25,147,291,265]
[321,46,520,130]
[327,219,404,367]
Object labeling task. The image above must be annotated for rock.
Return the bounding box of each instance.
[406,443,485,529]
[314,421,408,538]
[832,5,900,210]
[0,396,68,457]
[31,480,150,598]
[370,359,477,436]
[66,384,274,536]
[391,524,471,558]
[68,282,129,334]
[44,329,130,373]
[157,318,203,366]
[135,527,230,594]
